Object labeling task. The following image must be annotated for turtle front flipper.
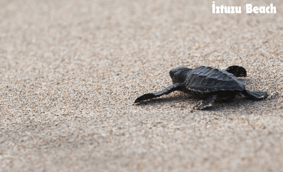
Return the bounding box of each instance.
[135,83,183,103]
[242,90,268,99]
[225,65,247,77]
[193,94,217,110]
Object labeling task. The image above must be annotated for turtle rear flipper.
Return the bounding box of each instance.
[225,65,247,77]
[135,83,183,103]
[242,90,268,99]
[193,94,217,110]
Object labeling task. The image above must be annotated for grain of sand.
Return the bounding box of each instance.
[1,0,283,171]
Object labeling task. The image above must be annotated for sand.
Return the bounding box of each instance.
[0,0,283,171]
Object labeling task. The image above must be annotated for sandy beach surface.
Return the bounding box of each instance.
[1,0,283,171]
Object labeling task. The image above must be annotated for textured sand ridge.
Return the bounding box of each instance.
[0,0,283,171]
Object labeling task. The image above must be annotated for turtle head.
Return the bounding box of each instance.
[169,67,192,83]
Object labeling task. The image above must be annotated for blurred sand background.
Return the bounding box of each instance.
[1,0,283,171]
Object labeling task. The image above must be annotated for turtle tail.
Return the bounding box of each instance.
[242,90,268,100]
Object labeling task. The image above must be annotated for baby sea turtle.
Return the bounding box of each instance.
[135,65,268,110]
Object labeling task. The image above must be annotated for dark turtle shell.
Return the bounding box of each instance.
[184,66,245,93]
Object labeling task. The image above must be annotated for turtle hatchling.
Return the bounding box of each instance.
[134,65,268,110]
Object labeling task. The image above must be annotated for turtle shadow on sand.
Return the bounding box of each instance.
[134,65,268,110]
